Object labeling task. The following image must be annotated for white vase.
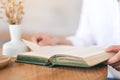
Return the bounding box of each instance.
[2,25,29,57]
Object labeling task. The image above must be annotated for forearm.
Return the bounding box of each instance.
[57,38,73,45]
[53,36,73,45]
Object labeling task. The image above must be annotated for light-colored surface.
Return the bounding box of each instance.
[0,0,82,36]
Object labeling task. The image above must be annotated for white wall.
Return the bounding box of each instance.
[0,0,82,36]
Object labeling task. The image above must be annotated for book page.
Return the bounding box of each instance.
[20,46,81,58]
[63,46,106,57]
[22,40,106,58]
[37,46,106,58]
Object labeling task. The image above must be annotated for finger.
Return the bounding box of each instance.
[107,51,120,64]
[105,45,120,53]
[115,66,120,71]
[31,33,43,44]
[103,61,108,65]
[38,40,50,46]
[112,65,120,71]
[110,62,120,68]
[38,42,45,46]
[38,39,56,46]
[116,68,120,71]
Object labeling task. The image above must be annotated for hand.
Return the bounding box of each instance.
[106,45,120,71]
[31,32,59,46]
[31,32,72,46]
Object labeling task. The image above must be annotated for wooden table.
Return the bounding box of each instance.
[0,49,108,80]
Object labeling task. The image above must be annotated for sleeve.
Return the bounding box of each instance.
[67,0,96,47]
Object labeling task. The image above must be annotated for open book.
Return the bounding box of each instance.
[16,40,115,67]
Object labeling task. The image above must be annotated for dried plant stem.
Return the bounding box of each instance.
[0,0,24,25]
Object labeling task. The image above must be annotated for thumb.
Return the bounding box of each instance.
[107,51,120,64]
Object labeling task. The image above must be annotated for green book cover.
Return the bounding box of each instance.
[16,52,89,67]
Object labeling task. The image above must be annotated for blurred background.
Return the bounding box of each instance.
[0,0,82,47]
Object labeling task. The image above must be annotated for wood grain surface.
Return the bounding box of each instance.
[0,58,107,80]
